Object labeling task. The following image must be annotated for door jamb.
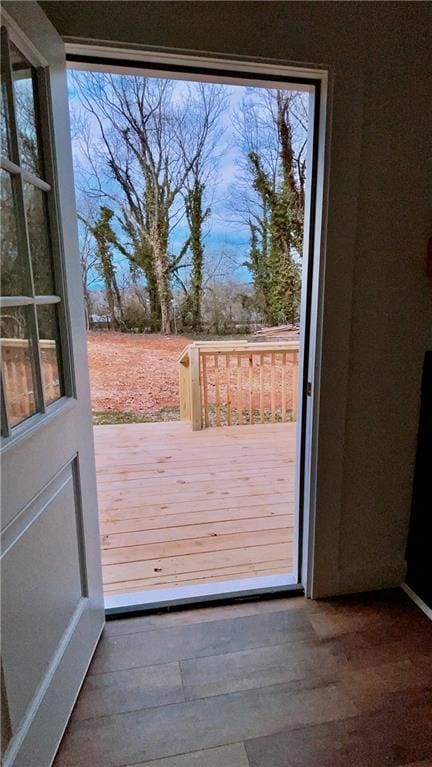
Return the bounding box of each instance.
[65,44,330,609]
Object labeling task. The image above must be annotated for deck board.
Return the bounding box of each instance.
[94,421,296,595]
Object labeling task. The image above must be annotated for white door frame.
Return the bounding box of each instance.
[66,44,331,610]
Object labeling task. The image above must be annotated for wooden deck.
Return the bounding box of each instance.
[94,421,296,596]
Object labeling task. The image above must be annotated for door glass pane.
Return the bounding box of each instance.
[1,170,27,295]
[24,182,55,295]
[0,306,37,426]
[1,41,10,158]
[37,304,64,406]
[10,42,41,177]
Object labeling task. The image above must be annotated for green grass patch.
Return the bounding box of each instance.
[93,404,294,427]
[93,406,180,426]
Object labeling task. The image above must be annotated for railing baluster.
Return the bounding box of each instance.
[271,351,275,422]
[248,353,253,424]
[281,351,286,422]
[226,352,232,426]
[259,352,264,423]
[237,353,243,425]
[202,354,209,427]
[215,353,221,426]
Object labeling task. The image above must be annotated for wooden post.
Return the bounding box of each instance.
[189,346,202,430]
[292,352,298,422]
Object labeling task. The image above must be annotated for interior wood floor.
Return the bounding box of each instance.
[94,421,296,595]
[54,589,432,766]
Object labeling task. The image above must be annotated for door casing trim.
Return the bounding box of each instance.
[65,43,330,606]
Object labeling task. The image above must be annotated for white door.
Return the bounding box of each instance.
[1,3,104,765]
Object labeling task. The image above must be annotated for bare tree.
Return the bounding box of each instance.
[71,72,225,333]
[230,88,308,324]
[78,206,125,329]
[75,194,109,329]
[77,215,98,329]
[176,84,225,330]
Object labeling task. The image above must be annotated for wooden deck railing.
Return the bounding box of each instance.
[1,338,59,421]
[178,340,299,430]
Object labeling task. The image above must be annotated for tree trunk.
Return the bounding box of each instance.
[153,236,172,334]
[82,282,91,330]
[147,274,161,331]
[188,182,205,331]
[131,239,161,331]
[99,245,119,329]
[111,272,124,324]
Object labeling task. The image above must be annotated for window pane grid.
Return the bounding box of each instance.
[0,296,60,306]
[1,305,39,426]
[24,181,56,295]
[10,39,45,179]
[1,25,67,436]
[37,304,64,406]
[1,29,11,161]
[0,169,25,295]
[1,27,20,168]
[0,157,52,193]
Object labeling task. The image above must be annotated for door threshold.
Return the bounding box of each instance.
[104,573,301,616]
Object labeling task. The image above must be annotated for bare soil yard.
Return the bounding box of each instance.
[87,331,297,426]
[87,331,191,418]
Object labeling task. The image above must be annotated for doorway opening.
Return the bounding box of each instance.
[65,52,322,613]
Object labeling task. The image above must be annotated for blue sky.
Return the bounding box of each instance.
[67,71,307,289]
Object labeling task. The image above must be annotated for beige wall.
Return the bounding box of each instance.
[40,1,432,597]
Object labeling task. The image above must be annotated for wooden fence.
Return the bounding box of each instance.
[1,338,59,422]
[179,340,299,430]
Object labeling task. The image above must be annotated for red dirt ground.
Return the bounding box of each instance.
[87,331,192,413]
[87,331,297,421]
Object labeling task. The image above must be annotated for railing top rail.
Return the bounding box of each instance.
[198,342,299,354]
[178,339,299,363]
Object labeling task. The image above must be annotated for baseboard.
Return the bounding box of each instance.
[401,582,432,621]
[311,561,407,599]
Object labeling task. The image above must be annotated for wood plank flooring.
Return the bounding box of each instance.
[54,589,432,766]
[94,421,296,595]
